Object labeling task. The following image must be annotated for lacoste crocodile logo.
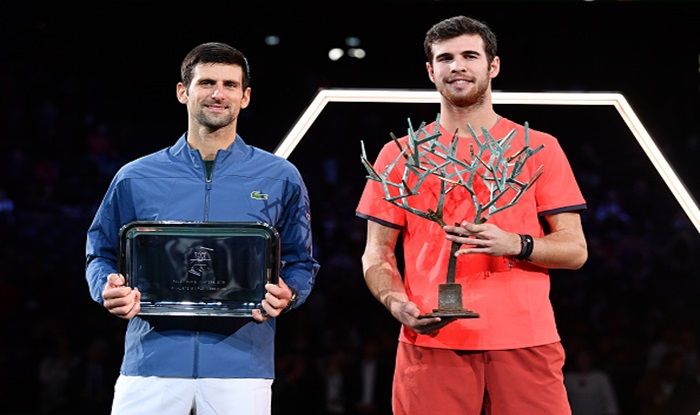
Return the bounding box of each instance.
[250,190,269,200]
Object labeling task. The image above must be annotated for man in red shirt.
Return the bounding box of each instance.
[356,15,588,415]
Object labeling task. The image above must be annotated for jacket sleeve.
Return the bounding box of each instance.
[85,175,133,303]
[277,169,320,308]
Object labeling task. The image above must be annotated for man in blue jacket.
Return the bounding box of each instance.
[85,42,319,415]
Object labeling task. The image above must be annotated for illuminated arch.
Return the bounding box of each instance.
[274,89,699,233]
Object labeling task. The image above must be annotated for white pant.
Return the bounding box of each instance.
[112,375,273,415]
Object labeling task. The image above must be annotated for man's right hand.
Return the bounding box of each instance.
[102,273,141,319]
[388,297,454,334]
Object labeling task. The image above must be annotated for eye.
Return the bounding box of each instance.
[436,55,452,63]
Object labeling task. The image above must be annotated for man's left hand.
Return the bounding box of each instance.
[252,277,295,322]
[444,221,520,257]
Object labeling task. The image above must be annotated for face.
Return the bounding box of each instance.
[426,34,499,108]
[176,63,251,131]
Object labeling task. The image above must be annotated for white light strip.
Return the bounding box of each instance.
[275,88,699,233]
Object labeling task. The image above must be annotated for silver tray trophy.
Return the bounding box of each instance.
[361,115,543,319]
[119,221,280,317]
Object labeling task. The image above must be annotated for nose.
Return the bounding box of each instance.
[211,84,225,98]
[450,56,468,72]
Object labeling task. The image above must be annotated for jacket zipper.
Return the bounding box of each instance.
[203,159,214,221]
[197,157,214,377]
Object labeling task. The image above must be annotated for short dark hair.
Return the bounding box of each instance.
[424,16,498,64]
[180,42,251,89]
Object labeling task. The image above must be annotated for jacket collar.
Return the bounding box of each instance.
[169,133,251,165]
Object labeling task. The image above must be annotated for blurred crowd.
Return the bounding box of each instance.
[0,93,698,415]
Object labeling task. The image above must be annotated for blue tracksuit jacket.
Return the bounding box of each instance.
[85,134,319,378]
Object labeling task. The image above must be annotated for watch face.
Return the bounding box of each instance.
[119,221,280,317]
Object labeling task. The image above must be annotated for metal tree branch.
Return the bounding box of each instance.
[360,114,545,227]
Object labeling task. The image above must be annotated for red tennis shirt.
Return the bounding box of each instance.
[356,117,586,350]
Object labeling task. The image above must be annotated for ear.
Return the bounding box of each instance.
[240,87,252,109]
[426,62,436,84]
[489,56,501,79]
[176,82,188,104]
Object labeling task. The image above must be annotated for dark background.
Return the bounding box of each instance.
[0,1,698,414]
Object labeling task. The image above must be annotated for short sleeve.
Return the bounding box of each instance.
[356,142,407,228]
[533,136,586,215]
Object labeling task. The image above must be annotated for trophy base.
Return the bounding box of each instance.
[419,308,480,319]
[418,282,480,319]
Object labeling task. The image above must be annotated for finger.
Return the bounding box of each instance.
[103,286,133,301]
[264,291,285,310]
[251,308,268,322]
[443,225,462,234]
[106,273,126,288]
[445,234,481,243]
[461,221,482,232]
[107,289,137,314]
[123,289,141,319]
[103,291,134,309]
[265,280,293,302]
[444,233,458,241]
[109,301,136,318]
[415,315,441,325]
[455,247,490,256]
[264,282,284,297]
[261,299,281,318]
[400,301,422,318]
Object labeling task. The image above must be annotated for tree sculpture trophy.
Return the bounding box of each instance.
[360,115,544,319]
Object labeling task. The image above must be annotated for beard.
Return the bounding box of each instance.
[437,75,490,108]
[194,110,235,131]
